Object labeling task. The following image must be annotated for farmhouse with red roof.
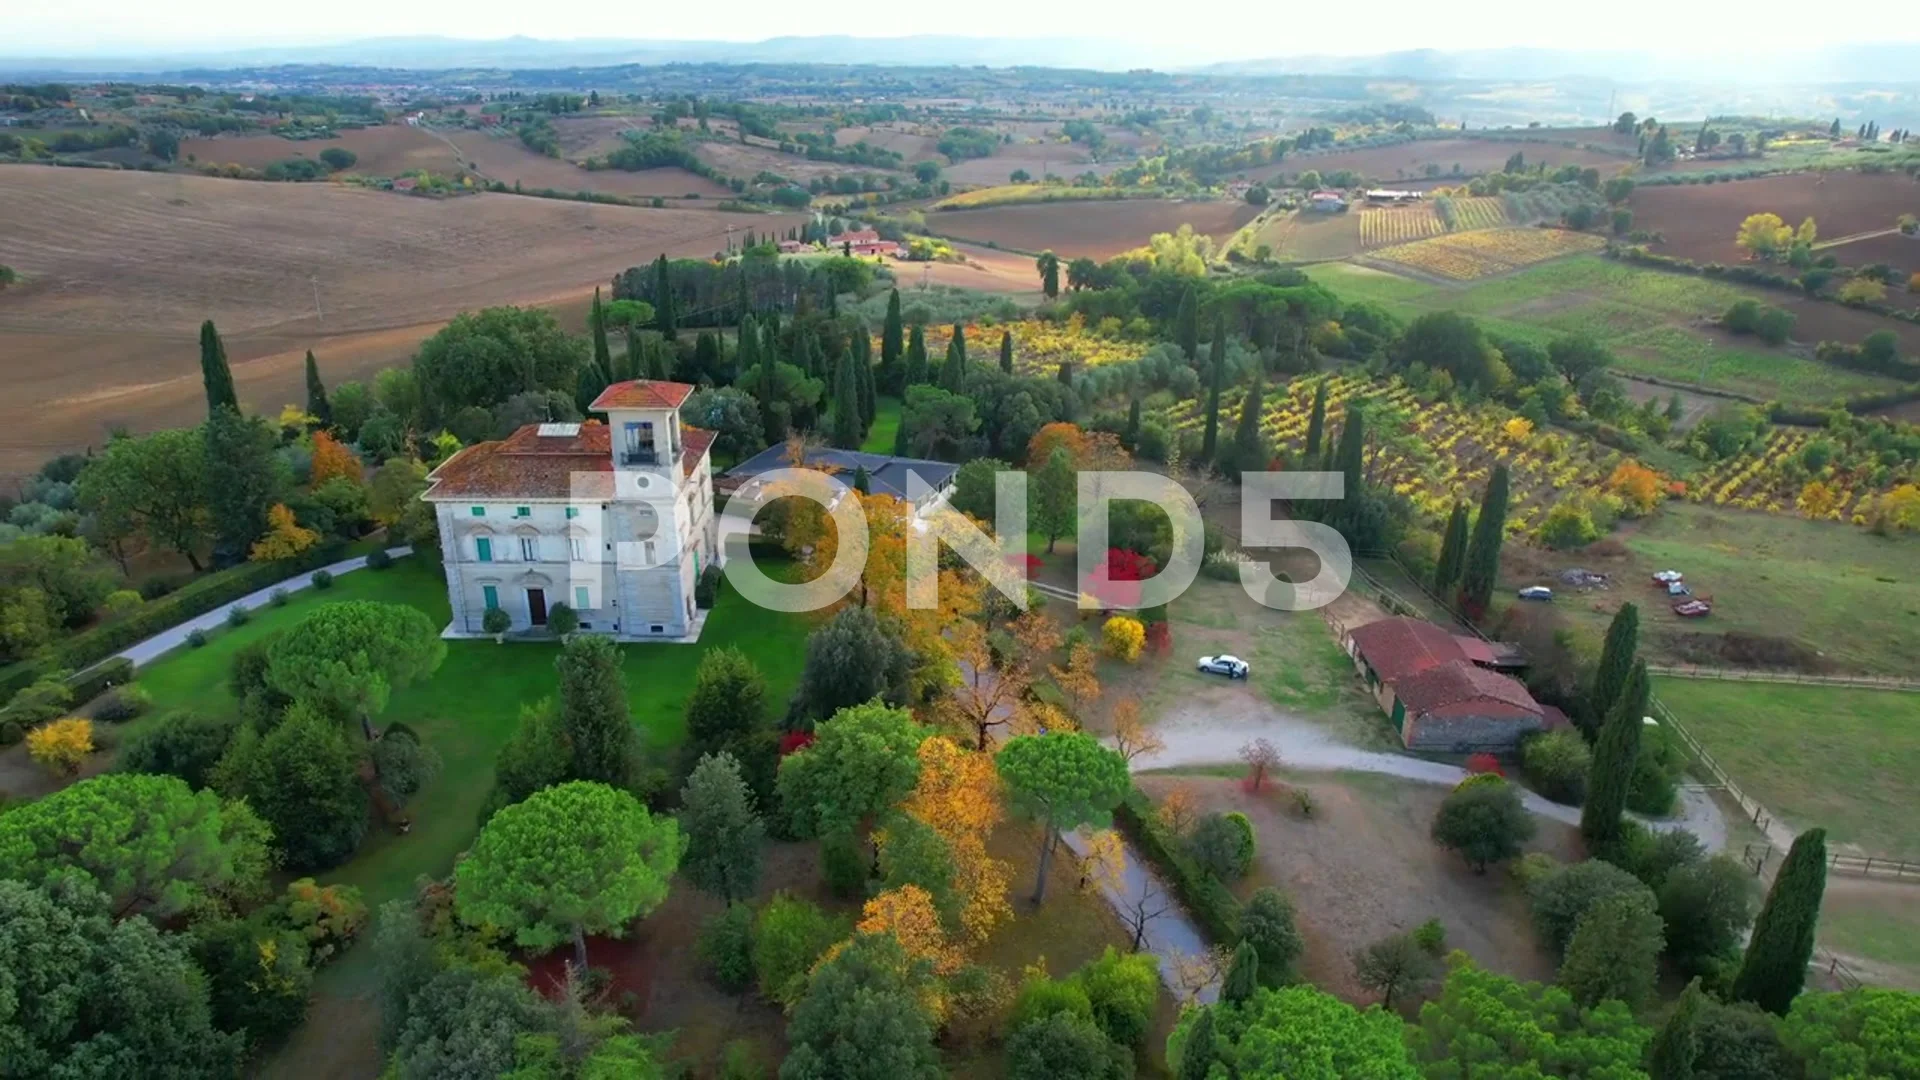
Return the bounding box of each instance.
[421,380,720,641]
[1342,616,1546,752]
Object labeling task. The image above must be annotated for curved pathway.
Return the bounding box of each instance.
[114,546,413,670]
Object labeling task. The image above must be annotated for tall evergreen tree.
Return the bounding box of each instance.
[555,634,637,790]
[1460,464,1510,612]
[620,326,640,381]
[852,465,871,495]
[892,414,912,457]
[830,350,862,449]
[1224,367,1266,479]
[854,331,876,430]
[1580,659,1647,848]
[999,329,1015,374]
[736,266,751,323]
[693,331,722,383]
[904,324,928,387]
[590,287,612,381]
[1647,978,1703,1080]
[653,255,676,341]
[1433,502,1469,595]
[941,323,967,392]
[758,319,781,446]
[1732,827,1828,1015]
[1201,313,1227,461]
[1125,397,1142,449]
[1220,942,1260,1005]
[1175,286,1199,362]
[199,320,238,415]
[1334,402,1366,503]
[648,336,673,381]
[1303,379,1328,459]
[203,406,281,566]
[1587,603,1641,740]
[303,350,330,426]
[1178,1008,1216,1080]
[879,290,905,393]
[575,351,610,416]
[737,314,759,384]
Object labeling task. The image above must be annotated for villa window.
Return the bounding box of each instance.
[519,536,539,561]
[514,506,531,518]
[470,506,485,517]
[575,586,591,610]
[475,537,492,563]
[569,537,585,561]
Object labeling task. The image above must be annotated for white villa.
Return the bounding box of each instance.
[420,379,719,641]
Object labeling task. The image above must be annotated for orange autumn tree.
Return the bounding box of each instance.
[903,736,1012,943]
[1606,460,1662,517]
[1797,480,1842,520]
[938,608,1061,750]
[856,885,966,976]
[309,430,364,486]
[250,504,320,562]
[1027,421,1090,468]
[1110,699,1163,765]
[1050,640,1102,722]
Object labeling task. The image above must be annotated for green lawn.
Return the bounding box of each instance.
[1305,255,1905,405]
[1654,678,1920,859]
[134,555,812,916]
[862,395,902,454]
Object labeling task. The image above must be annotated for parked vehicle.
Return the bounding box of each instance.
[1673,599,1712,618]
[1517,586,1554,601]
[1197,655,1250,679]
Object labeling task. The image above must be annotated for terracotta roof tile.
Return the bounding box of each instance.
[1348,617,1470,683]
[1394,661,1541,719]
[422,421,713,500]
[590,379,696,411]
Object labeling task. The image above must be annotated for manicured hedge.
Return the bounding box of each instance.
[68,658,135,704]
[1112,787,1242,946]
[0,543,345,705]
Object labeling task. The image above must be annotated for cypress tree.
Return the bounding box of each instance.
[1433,502,1469,596]
[199,319,237,415]
[853,465,872,494]
[1125,397,1141,449]
[1176,286,1199,362]
[736,264,751,322]
[654,255,677,341]
[999,329,1015,374]
[941,323,967,392]
[759,319,781,445]
[854,330,876,430]
[1179,1008,1216,1080]
[575,352,609,416]
[1460,463,1510,613]
[1588,603,1641,740]
[620,325,640,381]
[303,350,330,426]
[203,405,280,567]
[694,331,721,383]
[1647,978,1703,1080]
[1057,361,1074,387]
[1221,942,1259,1004]
[1732,827,1828,1015]
[648,337,673,381]
[590,287,612,380]
[893,414,912,456]
[555,635,637,790]
[880,289,904,393]
[1581,659,1647,848]
[831,350,861,449]
[1303,379,1328,459]
[737,314,759,385]
[1224,366,1265,479]
[1201,313,1226,461]
[1334,402,1366,504]
[904,324,928,387]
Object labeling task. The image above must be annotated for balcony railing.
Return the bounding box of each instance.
[620,448,659,466]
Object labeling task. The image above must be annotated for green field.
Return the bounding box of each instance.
[1306,255,1905,405]
[1654,678,1920,860]
[862,394,902,454]
[1508,502,1920,676]
[133,555,811,913]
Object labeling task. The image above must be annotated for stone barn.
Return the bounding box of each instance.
[1343,616,1546,752]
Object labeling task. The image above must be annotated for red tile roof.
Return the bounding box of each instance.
[423,421,711,500]
[590,379,696,411]
[1348,617,1469,683]
[1394,661,1542,720]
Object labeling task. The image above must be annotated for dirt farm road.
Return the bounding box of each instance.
[1140,699,1731,853]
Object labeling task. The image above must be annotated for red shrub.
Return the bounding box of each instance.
[779,731,816,757]
[1465,752,1504,776]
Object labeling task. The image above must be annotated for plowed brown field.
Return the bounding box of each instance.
[181,125,462,176]
[442,131,732,198]
[0,165,799,475]
[1630,171,1920,266]
[928,198,1259,259]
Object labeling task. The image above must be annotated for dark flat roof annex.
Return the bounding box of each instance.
[723,446,959,501]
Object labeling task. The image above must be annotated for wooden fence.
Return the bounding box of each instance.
[1646,665,1920,693]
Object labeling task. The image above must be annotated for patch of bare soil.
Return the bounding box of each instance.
[1140,772,1573,1004]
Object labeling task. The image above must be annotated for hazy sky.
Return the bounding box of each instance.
[8,0,1918,58]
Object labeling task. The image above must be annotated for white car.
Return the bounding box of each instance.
[1197,655,1250,679]
[1517,586,1554,602]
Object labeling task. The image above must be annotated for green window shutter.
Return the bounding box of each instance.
[1390,698,1406,732]
[470,506,485,517]
[482,585,499,610]
[565,507,579,519]
[575,586,590,609]
[476,537,492,562]
[515,506,531,518]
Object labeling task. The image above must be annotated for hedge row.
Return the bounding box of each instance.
[1112,787,1241,946]
[0,542,346,705]
[1607,242,1920,327]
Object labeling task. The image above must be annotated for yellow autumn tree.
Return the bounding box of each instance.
[903,736,1012,943]
[309,430,363,486]
[1079,830,1126,896]
[1156,783,1199,837]
[857,885,965,976]
[1050,640,1102,721]
[1102,616,1145,663]
[26,717,92,776]
[1606,460,1663,517]
[1110,699,1163,765]
[938,609,1060,750]
[1797,480,1842,520]
[1503,417,1534,442]
[1735,212,1792,257]
[250,503,320,562]
[1865,484,1920,533]
[1795,217,1817,246]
